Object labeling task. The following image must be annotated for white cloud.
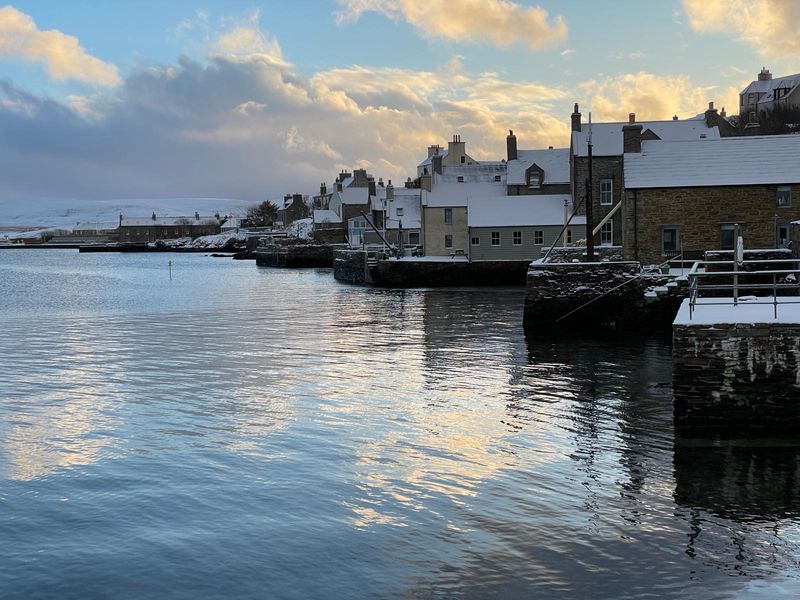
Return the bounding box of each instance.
[560,48,575,56]
[335,0,567,49]
[612,51,647,60]
[0,6,121,86]
[683,0,800,58]
[577,71,738,122]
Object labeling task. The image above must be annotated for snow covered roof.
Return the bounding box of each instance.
[334,187,370,205]
[313,209,342,224]
[741,73,799,104]
[572,120,719,157]
[424,182,507,207]
[120,215,220,227]
[624,135,800,189]
[386,194,422,229]
[418,149,449,168]
[468,194,585,228]
[507,148,570,185]
[73,221,119,231]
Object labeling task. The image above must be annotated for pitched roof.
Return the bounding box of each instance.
[467,194,585,228]
[572,119,719,157]
[337,187,370,205]
[507,148,570,185]
[424,182,507,207]
[313,209,342,224]
[120,215,220,227]
[624,135,800,189]
[741,73,800,104]
[418,149,449,168]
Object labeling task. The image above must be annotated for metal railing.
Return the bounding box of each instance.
[687,258,800,320]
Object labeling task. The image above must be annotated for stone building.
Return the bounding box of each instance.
[416,135,484,191]
[570,103,722,249]
[740,67,800,120]
[277,193,309,226]
[622,134,800,263]
[505,130,570,196]
[118,213,221,243]
[468,194,585,262]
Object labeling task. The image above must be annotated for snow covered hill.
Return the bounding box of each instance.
[0,198,252,233]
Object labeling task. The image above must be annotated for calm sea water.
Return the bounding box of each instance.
[1,250,799,599]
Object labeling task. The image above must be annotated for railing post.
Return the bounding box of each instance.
[774,272,778,320]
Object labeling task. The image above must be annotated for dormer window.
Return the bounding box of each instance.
[528,171,541,188]
[457,176,464,183]
[461,156,466,164]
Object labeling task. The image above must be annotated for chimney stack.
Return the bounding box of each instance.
[628,113,636,124]
[758,67,772,81]
[320,182,327,196]
[506,129,518,161]
[622,123,643,153]
[704,101,719,128]
[571,103,581,132]
[672,115,678,121]
[386,179,394,200]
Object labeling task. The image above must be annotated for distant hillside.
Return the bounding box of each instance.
[0,198,252,233]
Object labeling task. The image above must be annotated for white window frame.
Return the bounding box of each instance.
[600,220,613,246]
[444,234,453,249]
[777,186,791,208]
[457,176,464,183]
[600,179,613,206]
[444,208,453,224]
[494,175,502,182]
[533,230,544,245]
[566,229,573,244]
[513,231,523,245]
[662,225,680,255]
[491,231,500,246]
[395,207,403,216]
[471,236,480,246]
[777,223,790,248]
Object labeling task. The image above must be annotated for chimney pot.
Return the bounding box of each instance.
[672,115,678,120]
[629,113,635,124]
[708,101,714,111]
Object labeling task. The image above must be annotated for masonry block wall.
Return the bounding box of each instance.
[673,322,800,437]
[572,155,623,246]
[627,184,800,263]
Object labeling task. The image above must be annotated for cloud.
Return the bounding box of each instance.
[334,0,567,49]
[577,71,739,122]
[612,50,647,60]
[0,6,121,86]
[683,0,800,58]
[560,48,575,56]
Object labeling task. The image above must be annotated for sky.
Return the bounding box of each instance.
[0,0,798,204]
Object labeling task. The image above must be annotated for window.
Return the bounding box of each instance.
[513,231,523,245]
[778,186,791,208]
[494,175,501,182]
[408,232,420,245]
[457,176,464,183]
[444,234,453,248]
[533,230,544,245]
[396,208,404,216]
[600,179,613,205]
[720,224,736,250]
[423,167,429,175]
[444,208,453,224]
[460,156,466,164]
[491,232,500,246]
[600,221,613,246]
[778,224,790,248]
[662,226,680,254]
[566,229,573,244]
[471,236,480,246]
[528,171,541,188]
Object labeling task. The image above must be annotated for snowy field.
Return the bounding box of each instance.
[0,197,252,237]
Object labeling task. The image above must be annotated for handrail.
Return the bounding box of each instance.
[687,256,800,320]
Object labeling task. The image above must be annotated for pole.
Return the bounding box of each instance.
[168,260,172,281]
[585,112,595,261]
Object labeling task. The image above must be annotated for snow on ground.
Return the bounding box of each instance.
[675,297,800,325]
[149,231,247,249]
[0,197,251,234]
[286,218,313,239]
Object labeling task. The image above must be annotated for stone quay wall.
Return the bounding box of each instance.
[374,259,529,287]
[673,322,800,438]
[255,244,334,268]
[333,250,372,284]
[524,261,682,332]
[545,246,624,263]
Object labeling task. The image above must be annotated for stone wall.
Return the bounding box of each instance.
[333,250,373,284]
[673,322,800,437]
[544,246,624,263]
[374,259,529,287]
[255,244,334,268]
[572,155,624,246]
[627,184,800,264]
[524,261,681,332]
